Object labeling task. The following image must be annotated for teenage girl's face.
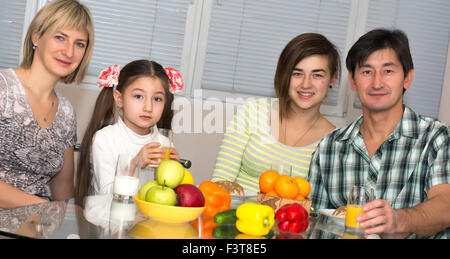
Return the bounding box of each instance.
[114,76,166,135]
[32,27,88,79]
[288,55,336,113]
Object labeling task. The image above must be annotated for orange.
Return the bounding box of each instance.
[266,190,278,197]
[293,176,311,198]
[259,170,280,194]
[295,194,305,200]
[274,175,299,199]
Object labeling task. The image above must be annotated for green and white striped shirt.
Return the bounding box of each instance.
[211,98,319,195]
[309,105,450,239]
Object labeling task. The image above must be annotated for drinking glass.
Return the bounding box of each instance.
[150,128,173,166]
[271,164,292,176]
[108,199,137,238]
[345,186,375,235]
[113,153,140,201]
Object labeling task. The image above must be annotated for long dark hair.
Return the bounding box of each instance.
[74,60,174,200]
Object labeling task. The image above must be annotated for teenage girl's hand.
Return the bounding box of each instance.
[137,142,167,167]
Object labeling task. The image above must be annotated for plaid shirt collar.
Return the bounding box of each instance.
[335,105,420,144]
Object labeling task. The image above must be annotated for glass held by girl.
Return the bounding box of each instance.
[75,60,184,198]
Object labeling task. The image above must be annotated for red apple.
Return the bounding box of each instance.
[174,184,205,207]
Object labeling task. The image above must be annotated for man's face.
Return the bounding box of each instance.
[349,48,413,113]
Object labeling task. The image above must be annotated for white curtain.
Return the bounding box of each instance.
[0,0,26,69]
[201,0,352,107]
[79,0,189,76]
[355,0,450,118]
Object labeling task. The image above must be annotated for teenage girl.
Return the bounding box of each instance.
[211,33,341,195]
[75,60,183,197]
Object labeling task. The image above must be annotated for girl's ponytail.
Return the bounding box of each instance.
[74,87,116,201]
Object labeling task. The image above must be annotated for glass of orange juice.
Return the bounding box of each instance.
[345,186,375,235]
[157,128,173,161]
[148,128,173,167]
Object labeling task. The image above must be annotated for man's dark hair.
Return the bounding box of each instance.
[346,28,414,79]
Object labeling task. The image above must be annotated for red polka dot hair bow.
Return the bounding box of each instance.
[164,67,183,94]
[97,64,120,88]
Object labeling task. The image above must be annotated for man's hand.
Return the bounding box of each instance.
[357,184,450,237]
[357,199,398,235]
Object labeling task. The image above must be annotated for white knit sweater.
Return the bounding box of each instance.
[90,117,169,194]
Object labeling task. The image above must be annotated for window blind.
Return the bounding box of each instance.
[0,0,26,70]
[201,0,351,106]
[354,0,450,118]
[78,0,189,78]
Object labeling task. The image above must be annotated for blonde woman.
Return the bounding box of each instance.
[0,0,94,208]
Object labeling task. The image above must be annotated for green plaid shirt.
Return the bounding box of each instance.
[308,106,449,238]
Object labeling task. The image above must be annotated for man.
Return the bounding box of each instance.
[308,29,450,238]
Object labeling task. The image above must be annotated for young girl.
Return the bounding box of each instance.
[0,0,94,208]
[211,33,341,195]
[75,60,183,197]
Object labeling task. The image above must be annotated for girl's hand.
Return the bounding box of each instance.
[169,147,180,162]
[138,142,166,167]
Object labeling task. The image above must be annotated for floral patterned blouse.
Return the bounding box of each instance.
[0,69,77,201]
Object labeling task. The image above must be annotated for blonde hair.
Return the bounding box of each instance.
[21,0,94,84]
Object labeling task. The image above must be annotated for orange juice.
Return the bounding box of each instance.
[161,147,171,160]
[150,147,171,162]
[343,232,365,239]
[345,205,365,229]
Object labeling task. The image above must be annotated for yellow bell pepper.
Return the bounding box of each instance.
[235,203,275,236]
[234,233,266,239]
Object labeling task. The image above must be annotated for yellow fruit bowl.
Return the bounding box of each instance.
[129,218,199,239]
[133,195,205,224]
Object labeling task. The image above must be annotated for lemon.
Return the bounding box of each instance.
[180,169,194,185]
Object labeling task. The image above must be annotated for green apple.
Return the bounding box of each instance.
[156,160,185,188]
[139,180,159,200]
[145,185,177,206]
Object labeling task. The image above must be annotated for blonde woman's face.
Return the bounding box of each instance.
[114,76,166,135]
[288,55,336,112]
[32,27,88,78]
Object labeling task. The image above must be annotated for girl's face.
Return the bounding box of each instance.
[288,55,336,113]
[114,76,166,135]
[32,27,88,79]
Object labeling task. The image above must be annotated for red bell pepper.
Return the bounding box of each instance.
[275,203,309,234]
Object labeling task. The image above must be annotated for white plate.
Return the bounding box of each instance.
[317,209,345,225]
